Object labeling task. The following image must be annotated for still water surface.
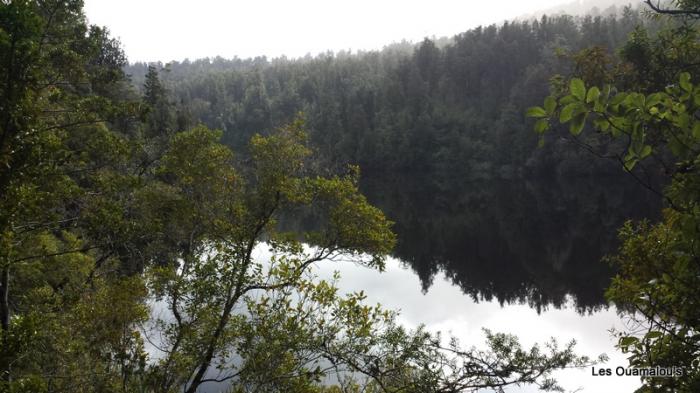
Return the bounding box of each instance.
[192,172,661,392]
[314,172,661,392]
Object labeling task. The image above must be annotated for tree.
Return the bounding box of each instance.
[0,1,135,388]
[142,65,175,139]
[527,3,700,390]
[125,11,648,178]
[142,119,596,393]
[141,117,393,392]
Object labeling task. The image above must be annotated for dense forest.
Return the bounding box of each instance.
[125,6,656,179]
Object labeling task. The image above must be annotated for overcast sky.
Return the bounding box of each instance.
[83,0,584,63]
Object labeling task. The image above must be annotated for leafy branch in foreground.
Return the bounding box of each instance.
[527,42,700,392]
[321,324,599,393]
[527,73,700,173]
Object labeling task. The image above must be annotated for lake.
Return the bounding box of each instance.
[311,172,662,392]
[181,171,662,393]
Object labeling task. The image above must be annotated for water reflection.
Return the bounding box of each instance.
[358,173,661,313]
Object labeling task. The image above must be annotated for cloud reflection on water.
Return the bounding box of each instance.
[313,254,643,392]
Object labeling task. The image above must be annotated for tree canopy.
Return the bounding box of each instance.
[125,6,653,180]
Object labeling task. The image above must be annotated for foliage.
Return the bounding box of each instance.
[0,1,139,390]
[141,121,594,393]
[527,6,700,390]
[528,72,700,171]
[606,211,700,392]
[142,119,397,393]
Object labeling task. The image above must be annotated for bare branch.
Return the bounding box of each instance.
[644,0,700,18]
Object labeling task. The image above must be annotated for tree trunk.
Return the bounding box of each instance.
[1,263,11,384]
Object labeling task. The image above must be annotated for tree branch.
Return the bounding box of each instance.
[644,0,700,18]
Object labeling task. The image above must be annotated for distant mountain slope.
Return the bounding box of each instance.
[126,9,659,179]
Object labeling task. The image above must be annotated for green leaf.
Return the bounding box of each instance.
[534,118,549,134]
[526,106,547,118]
[672,102,687,114]
[560,95,577,105]
[625,93,645,109]
[693,122,700,139]
[680,72,692,92]
[586,86,600,104]
[593,99,605,112]
[620,336,639,346]
[644,331,663,340]
[675,112,690,129]
[559,103,580,123]
[570,113,587,135]
[624,151,638,171]
[610,93,627,109]
[646,92,664,108]
[570,78,586,100]
[593,117,611,132]
[640,145,652,159]
[544,96,557,114]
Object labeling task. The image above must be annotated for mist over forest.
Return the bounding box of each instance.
[124,4,659,181]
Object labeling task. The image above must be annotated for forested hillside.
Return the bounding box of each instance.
[125,7,657,179]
